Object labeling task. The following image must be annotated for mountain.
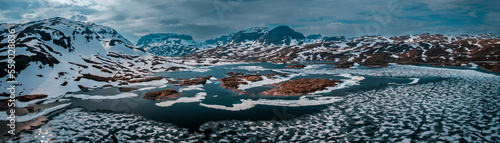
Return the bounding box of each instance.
[257,25,305,45]
[0,17,186,99]
[190,33,500,71]
[230,27,269,43]
[203,27,269,48]
[306,34,322,40]
[136,33,203,57]
[204,34,232,47]
[141,26,305,56]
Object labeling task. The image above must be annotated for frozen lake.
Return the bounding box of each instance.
[12,63,500,142]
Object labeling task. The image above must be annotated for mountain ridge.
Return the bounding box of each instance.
[0,17,188,99]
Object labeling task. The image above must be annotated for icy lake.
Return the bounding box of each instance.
[12,62,500,142]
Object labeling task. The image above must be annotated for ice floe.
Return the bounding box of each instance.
[234,66,267,71]
[156,92,207,107]
[179,85,204,92]
[200,96,343,111]
[66,92,138,100]
[408,78,419,84]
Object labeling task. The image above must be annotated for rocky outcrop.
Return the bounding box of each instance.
[128,77,164,83]
[178,76,212,86]
[477,62,500,73]
[333,62,354,69]
[118,87,138,92]
[191,33,500,73]
[0,94,48,102]
[219,72,289,94]
[285,64,306,68]
[142,89,181,101]
[219,77,248,93]
[262,79,340,96]
[166,67,186,71]
[16,94,48,102]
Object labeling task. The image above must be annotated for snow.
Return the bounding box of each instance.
[179,85,204,92]
[408,78,419,84]
[238,72,302,90]
[156,92,207,107]
[469,63,478,69]
[0,103,71,122]
[234,66,267,71]
[200,96,343,111]
[66,93,138,100]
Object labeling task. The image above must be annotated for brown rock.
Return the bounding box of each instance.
[77,85,89,91]
[142,89,181,101]
[118,87,138,92]
[262,79,340,96]
[80,73,115,82]
[333,62,354,69]
[178,76,212,86]
[477,62,500,73]
[219,77,247,90]
[166,67,187,71]
[241,75,263,82]
[218,72,289,94]
[361,52,393,67]
[16,94,48,102]
[61,81,68,86]
[128,77,164,83]
[285,64,306,68]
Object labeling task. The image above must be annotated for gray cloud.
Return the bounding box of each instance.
[0,0,499,43]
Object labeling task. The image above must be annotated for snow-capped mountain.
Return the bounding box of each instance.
[191,32,500,69]
[136,33,204,57]
[230,27,269,44]
[257,25,305,45]
[203,27,269,48]
[204,34,232,47]
[140,26,306,56]
[0,17,186,99]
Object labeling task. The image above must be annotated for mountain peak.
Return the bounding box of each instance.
[136,33,202,56]
[229,27,269,43]
[257,25,305,45]
[137,33,194,45]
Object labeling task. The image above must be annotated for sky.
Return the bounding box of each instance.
[0,0,499,43]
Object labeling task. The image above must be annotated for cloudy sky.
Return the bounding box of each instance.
[0,0,499,43]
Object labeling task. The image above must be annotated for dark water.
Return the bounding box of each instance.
[69,63,442,131]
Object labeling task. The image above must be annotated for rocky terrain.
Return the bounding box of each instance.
[219,72,288,94]
[190,28,499,72]
[167,76,212,86]
[142,89,181,101]
[285,64,306,68]
[262,79,340,96]
[136,33,205,56]
[0,17,194,101]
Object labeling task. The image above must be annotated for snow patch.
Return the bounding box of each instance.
[156,92,207,107]
[200,96,343,111]
[66,93,138,100]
